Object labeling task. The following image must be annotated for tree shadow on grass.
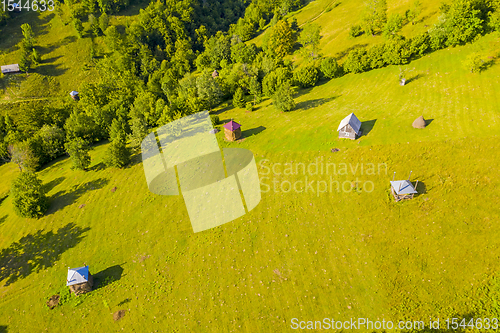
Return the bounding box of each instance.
[360,119,377,137]
[0,223,90,286]
[42,177,65,193]
[406,73,425,85]
[47,178,109,214]
[335,43,369,59]
[88,162,105,172]
[0,215,8,227]
[0,325,6,333]
[242,126,266,138]
[93,264,125,290]
[415,180,427,195]
[295,95,339,111]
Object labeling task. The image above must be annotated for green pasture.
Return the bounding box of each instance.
[1,0,500,331]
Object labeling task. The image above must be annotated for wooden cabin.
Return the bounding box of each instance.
[66,265,93,295]
[212,70,219,79]
[390,172,419,202]
[1,64,21,75]
[337,113,362,140]
[224,120,241,141]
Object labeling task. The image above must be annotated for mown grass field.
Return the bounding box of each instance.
[1,0,500,332]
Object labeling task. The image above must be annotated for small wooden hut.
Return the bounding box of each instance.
[70,91,79,101]
[212,70,219,79]
[1,64,21,75]
[224,120,241,141]
[337,113,362,140]
[66,265,93,295]
[390,171,419,202]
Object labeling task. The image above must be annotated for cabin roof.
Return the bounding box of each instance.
[1,64,20,74]
[223,120,241,131]
[390,180,418,195]
[66,266,89,286]
[337,113,361,134]
[70,91,79,96]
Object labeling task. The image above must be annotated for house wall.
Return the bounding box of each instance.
[338,125,356,140]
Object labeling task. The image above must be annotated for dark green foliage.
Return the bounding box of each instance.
[128,116,149,149]
[444,0,485,46]
[19,51,31,73]
[31,48,41,66]
[73,18,84,38]
[343,48,369,74]
[11,172,48,219]
[320,57,343,79]
[383,37,411,65]
[272,81,295,112]
[349,25,364,38]
[21,24,35,49]
[367,44,387,69]
[196,70,223,111]
[104,122,130,168]
[230,42,258,64]
[233,87,246,108]
[38,125,65,162]
[64,111,100,142]
[249,76,262,104]
[211,115,220,127]
[65,138,92,170]
[245,102,253,112]
[409,32,431,57]
[262,67,292,97]
[293,64,319,88]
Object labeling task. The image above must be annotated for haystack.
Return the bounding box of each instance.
[224,120,241,141]
[412,116,426,129]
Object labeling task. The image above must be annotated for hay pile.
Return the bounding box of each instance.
[412,116,427,129]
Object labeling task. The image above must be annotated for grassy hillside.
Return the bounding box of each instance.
[1,0,500,332]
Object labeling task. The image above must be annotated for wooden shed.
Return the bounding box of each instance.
[212,70,219,79]
[66,265,93,295]
[337,113,362,140]
[70,91,79,101]
[390,172,419,202]
[1,64,21,75]
[224,120,241,141]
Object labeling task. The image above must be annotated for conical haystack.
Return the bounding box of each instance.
[412,116,427,129]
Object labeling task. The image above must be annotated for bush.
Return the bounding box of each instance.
[343,48,369,74]
[383,37,411,65]
[272,81,295,112]
[409,32,431,58]
[366,44,387,69]
[293,64,319,88]
[245,102,253,112]
[349,25,364,38]
[320,57,343,79]
[11,172,48,218]
[262,67,292,97]
[463,52,486,73]
[210,115,220,127]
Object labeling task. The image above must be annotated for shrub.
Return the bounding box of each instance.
[349,25,364,38]
[104,140,130,168]
[320,57,343,79]
[262,67,292,97]
[210,115,220,127]
[293,64,319,88]
[383,37,411,65]
[343,48,369,74]
[11,172,48,219]
[366,44,387,69]
[245,102,253,112]
[272,81,295,112]
[463,52,486,73]
[409,32,431,58]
